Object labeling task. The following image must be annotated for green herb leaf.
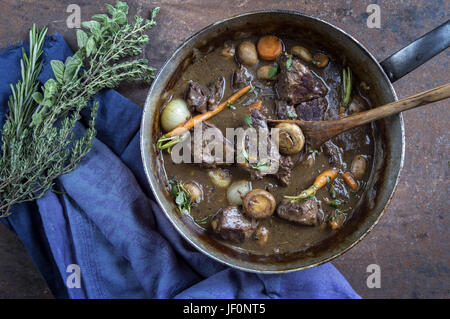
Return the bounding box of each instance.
[32,92,44,105]
[244,114,252,126]
[328,200,342,208]
[330,186,337,199]
[226,101,236,110]
[63,56,82,82]
[251,160,271,172]
[50,60,65,84]
[85,37,97,57]
[76,29,89,49]
[81,20,101,33]
[286,55,293,69]
[195,215,211,225]
[287,110,297,118]
[268,63,278,78]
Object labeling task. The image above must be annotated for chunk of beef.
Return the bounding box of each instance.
[323,140,344,168]
[247,107,268,130]
[295,97,327,121]
[237,109,281,180]
[206,77,225,111]
[277,198,323,226]
[210,206,256,243]
[186,78,225,113]
[277,55,327,105]
[275,156,294,186]
[191,122,234,167]
[186,80,208,113]
[275,99,297,120]
[233,65,253,89]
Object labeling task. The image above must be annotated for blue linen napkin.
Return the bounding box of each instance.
[0,34,360,299]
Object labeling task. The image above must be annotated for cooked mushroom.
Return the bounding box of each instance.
[237,41,258,66]
[254,226,269,246]
[291,45,312,63]
[243,189,276,219]
[275,122,305,155]
[351,155,367,179]
[208,168,232,188]
[312,53,329,68]
[184,182,203,203]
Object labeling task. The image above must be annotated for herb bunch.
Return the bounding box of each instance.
[0,1,159,217]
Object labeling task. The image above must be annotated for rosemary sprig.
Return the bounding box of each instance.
[0,1,159,217]
[6,25,47,138]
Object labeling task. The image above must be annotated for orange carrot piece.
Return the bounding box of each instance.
[248,100,262,110]
[285,169,338,200]
[330,214,345,230]
[257,35,283,60]
[343,172,358,191]
[313,169,338,189]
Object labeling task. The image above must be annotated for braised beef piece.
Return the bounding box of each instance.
[186,78,225,113]
[247,107,268,130]
[186,80,209,113]
[238,108,296,186]
[275,99,297,120]
[233,65,253,89]
[277,55,327,105]
[277,198,323,226]
[206,77,225,111]
[323,140,344,168]
[275,156,294,186]
[238,108,281,180]
[210,206,256,243]
[191,122,234,167]
[295,97,328,121]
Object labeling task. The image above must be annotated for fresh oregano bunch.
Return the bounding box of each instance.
[0,1,159,216]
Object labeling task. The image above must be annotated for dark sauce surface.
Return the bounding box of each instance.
[158,35,374,255]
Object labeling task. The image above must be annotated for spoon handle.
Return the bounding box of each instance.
[336,82,450,129]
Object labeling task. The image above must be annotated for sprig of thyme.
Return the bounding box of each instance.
[0,1,159,216]
[169,178,193,216]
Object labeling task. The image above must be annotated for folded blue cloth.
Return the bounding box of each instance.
[0,34,360,299]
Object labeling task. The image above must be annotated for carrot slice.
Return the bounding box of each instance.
[257,35,283,60]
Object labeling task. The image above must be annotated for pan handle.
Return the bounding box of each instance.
[380,20,449,83]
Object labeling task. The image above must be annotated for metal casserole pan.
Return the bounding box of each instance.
[141,11,449,273]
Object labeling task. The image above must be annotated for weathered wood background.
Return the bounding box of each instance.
[0,0,448,298]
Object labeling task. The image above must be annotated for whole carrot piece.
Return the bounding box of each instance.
[342,171,358,191]
[157,85,251,150]
[285,169,338,201]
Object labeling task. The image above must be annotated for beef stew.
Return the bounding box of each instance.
[156,34,375,255]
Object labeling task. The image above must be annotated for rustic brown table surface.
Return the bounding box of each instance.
[0,0,448,299]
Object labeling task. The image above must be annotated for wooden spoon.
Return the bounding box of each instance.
[268,83,450,149]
